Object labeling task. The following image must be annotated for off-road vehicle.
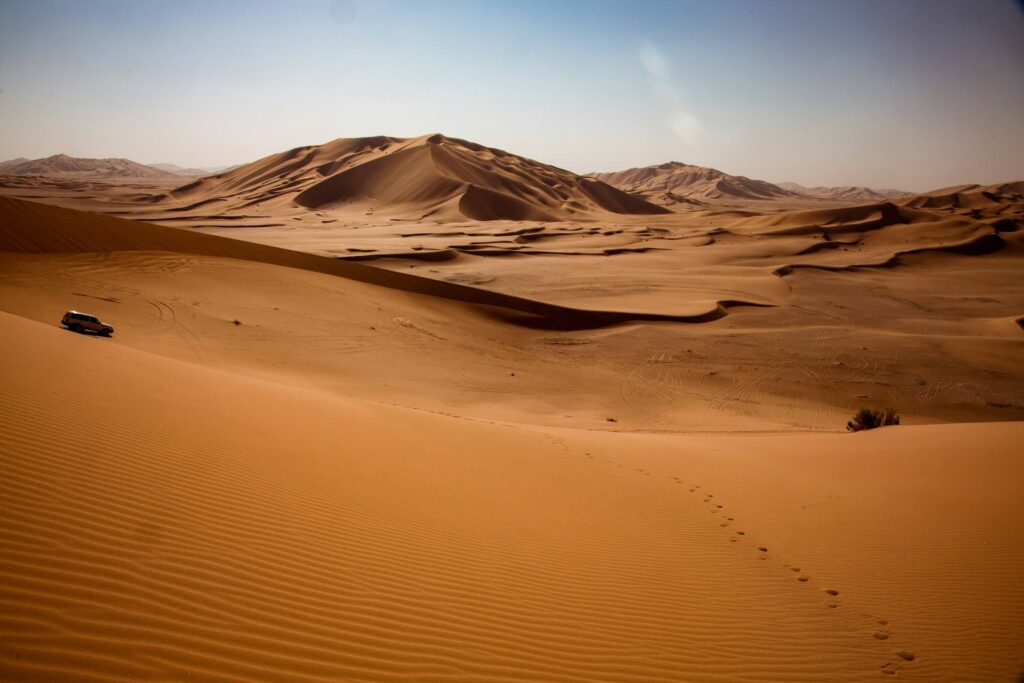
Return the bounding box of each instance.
[61,310,114,337]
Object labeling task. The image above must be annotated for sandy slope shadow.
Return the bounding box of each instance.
[0,197,766,330]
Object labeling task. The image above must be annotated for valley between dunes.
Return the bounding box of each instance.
[1,134,1023,681]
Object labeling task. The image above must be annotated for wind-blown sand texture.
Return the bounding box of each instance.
[1,136,1023,681]
[152,134,669,224]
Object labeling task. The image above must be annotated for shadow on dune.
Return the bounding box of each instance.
[0,197,763,330]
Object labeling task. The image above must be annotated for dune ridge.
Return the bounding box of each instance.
[1,309,1022,680]
[0,153,175,179]
[159,134,669,223]
[593,161,799,204]
[0,313,911,679]
[778,181,912,202]
[1,136,1022,683]
[0,196,756,327]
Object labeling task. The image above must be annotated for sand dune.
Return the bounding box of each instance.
[1,255,1022,683]
[2,182,1021,429]
[1,285,1022,681]
[779,181,912,202]
[0,139,1022,681]
[148,162,232,177]
[0,153,175,178]
[0,157,29,172]
[159,134,669,223]
[900,181,1024,213]
[593,161,799,204]
[0,196,744,329]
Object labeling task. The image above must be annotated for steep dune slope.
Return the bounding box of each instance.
[1,309,1022,681]
[0,196,703,328]
[1,182,1023,680]
[159,134,669,222]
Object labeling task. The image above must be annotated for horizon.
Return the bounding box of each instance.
[1,0,1022,191]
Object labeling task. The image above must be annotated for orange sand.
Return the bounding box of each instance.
[1,143,1022,681]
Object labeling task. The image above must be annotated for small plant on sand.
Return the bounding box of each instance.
[846,408,900,432]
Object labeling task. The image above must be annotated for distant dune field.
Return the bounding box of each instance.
[1,136,1023,681]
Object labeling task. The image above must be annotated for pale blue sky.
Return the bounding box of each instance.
[1,0,1021,190]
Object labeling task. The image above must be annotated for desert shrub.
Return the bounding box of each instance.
[846,408,900,432]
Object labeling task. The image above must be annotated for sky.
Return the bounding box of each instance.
[0,0,1022,191]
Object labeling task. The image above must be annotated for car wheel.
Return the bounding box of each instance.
[69,324,80,333]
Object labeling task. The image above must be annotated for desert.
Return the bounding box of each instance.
[1,1,1023,681]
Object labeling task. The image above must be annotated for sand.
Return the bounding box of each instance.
[0,153,177,179]
[1,139,1023,681]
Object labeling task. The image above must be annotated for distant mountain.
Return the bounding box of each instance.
[149,162,238,177]
[0,154,174,178]
[779,182,912,202]
[592,161,798,207]
[162,133,671,222]
[148,163,211,176]
[0,157,30,172]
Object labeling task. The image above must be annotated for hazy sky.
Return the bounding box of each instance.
[1,0,1021,190]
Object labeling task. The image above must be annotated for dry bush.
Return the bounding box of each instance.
[847,408,900,432]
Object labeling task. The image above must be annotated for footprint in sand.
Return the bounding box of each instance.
[727,517,735,521]
[729,538,738,543]
[757,547,768,552]
[798,576,809,583]
[720,523,729,527]
[895,651,915,662]
[873,631,891,640]
[736,531,746,536]
[826,601,839,609]
[825,589,839,596]
[880,662,898,675]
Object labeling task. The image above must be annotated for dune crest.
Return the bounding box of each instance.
[161,134,669,223]
[779,181,912,202]
[0,196,744,328]
[0,153,174,178]
[593,160,799,205]
[1,164,1023,680]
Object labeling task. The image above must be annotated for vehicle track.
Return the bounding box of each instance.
[146,298,222,369]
